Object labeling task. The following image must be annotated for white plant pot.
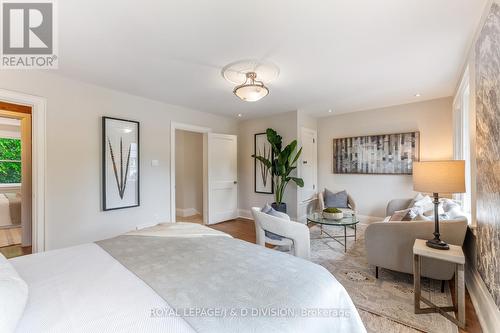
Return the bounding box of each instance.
[323,211,344,220]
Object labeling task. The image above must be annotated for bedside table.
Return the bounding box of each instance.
[413,239,465,328]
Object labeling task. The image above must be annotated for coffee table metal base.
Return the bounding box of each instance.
[308,223,357,252]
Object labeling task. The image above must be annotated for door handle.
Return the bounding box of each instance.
[303,160,308,164]
[233,181,238,184]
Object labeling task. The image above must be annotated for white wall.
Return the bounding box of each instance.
[0,71,237,250]
[238,111,299,219]
[318,98,453,218]
[0,118,20,139]
[175,130,203,216]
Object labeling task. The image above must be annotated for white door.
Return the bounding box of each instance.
[299,128,317,202]
[208,133,238,224]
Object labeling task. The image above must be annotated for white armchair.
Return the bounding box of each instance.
[251,207,311,260]
[317,190,357,215]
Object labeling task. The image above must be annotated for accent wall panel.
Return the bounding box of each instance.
[475,2,500,308]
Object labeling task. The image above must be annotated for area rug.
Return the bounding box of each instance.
[309,221,458,333]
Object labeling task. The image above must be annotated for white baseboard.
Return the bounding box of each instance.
[176,208,200,217]
[237,209,253,220]
[465,264,500,333]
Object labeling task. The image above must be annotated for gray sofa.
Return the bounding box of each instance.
[365,198,468,281]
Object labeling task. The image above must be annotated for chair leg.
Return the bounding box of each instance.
[375,266,379,279]
[441,280,445,293]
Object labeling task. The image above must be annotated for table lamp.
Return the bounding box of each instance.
[413,161,465,250]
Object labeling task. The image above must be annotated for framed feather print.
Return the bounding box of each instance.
[254,132,274,194]
[102,117,140,210]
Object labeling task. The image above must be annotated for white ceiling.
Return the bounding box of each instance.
[58,0,487,118]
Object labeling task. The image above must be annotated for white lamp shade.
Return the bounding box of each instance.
[233,84,269,102]
[413,161,465,193]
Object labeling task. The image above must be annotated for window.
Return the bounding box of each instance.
[453,68,473,219]
[0,137,22,184]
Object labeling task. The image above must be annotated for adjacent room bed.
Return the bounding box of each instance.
[0,192,21,227]
[5,223,366,333]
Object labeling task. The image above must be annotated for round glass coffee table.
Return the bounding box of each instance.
[307,212,360,252]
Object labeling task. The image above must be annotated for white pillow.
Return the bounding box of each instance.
[0,254,28,333]
[413,195,445,216]
[441,198,467,220]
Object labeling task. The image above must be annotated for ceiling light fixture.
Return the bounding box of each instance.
[222,60,279,103]
[328,109,333,113]
[415,93,421,97]
[233,72,269,102]
[237,113,243,117]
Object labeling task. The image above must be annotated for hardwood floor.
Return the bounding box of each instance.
[0,244,31,259]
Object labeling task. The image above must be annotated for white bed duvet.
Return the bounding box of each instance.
[11,243,195,333]
[9,224,366,333]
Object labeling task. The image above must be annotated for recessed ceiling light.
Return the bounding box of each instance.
[328,109,333,113]
[415,93,421,97]
[237,113,242,117]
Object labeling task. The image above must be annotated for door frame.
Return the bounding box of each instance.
[297,127,318,221]
[0,89,46,253]
[170,122,211,224]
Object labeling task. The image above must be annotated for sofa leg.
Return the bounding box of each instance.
[441,280,445,293]
[375,266,379,279]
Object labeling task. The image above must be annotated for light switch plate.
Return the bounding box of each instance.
[151,159,160,167]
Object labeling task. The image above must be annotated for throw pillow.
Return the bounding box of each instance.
[389,209,412,221]
[441,198,467,220]
[261,204,285,240]
[324,189,349,208]
[407,192,425,208]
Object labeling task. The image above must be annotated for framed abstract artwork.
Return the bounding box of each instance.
[102,117,140,210]
[254,132,274,194]
[333,132,420,174]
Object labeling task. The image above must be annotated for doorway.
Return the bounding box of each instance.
[170,122,238,225]
[175,129,204,224]
[0,102,32,258]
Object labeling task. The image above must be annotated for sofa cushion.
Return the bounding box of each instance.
[324,189,348,208]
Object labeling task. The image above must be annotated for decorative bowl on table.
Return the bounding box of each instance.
[322,208,344,220]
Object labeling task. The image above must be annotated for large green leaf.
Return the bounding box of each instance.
[290,147,302,166]
[252,155,272,169]
[288,177,304,187]
[266,128,282,152]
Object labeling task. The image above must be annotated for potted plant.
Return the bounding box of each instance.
[252,128,304,213]
[322,207,344,220]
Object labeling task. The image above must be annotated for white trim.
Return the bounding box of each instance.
[175,208,200,217]
[0,183,21,189]
[0,88,46,253]
[170,122,212,224]
[0,129,21,138]
[465,265,500,333]
[237,209,253,220]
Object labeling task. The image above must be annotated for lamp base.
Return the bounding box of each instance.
[426,238,450,250]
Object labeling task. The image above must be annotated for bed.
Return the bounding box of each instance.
[0,192,21,227]
[5,223,366,333]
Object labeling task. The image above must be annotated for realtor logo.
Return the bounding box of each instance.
[1,0,57,68]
